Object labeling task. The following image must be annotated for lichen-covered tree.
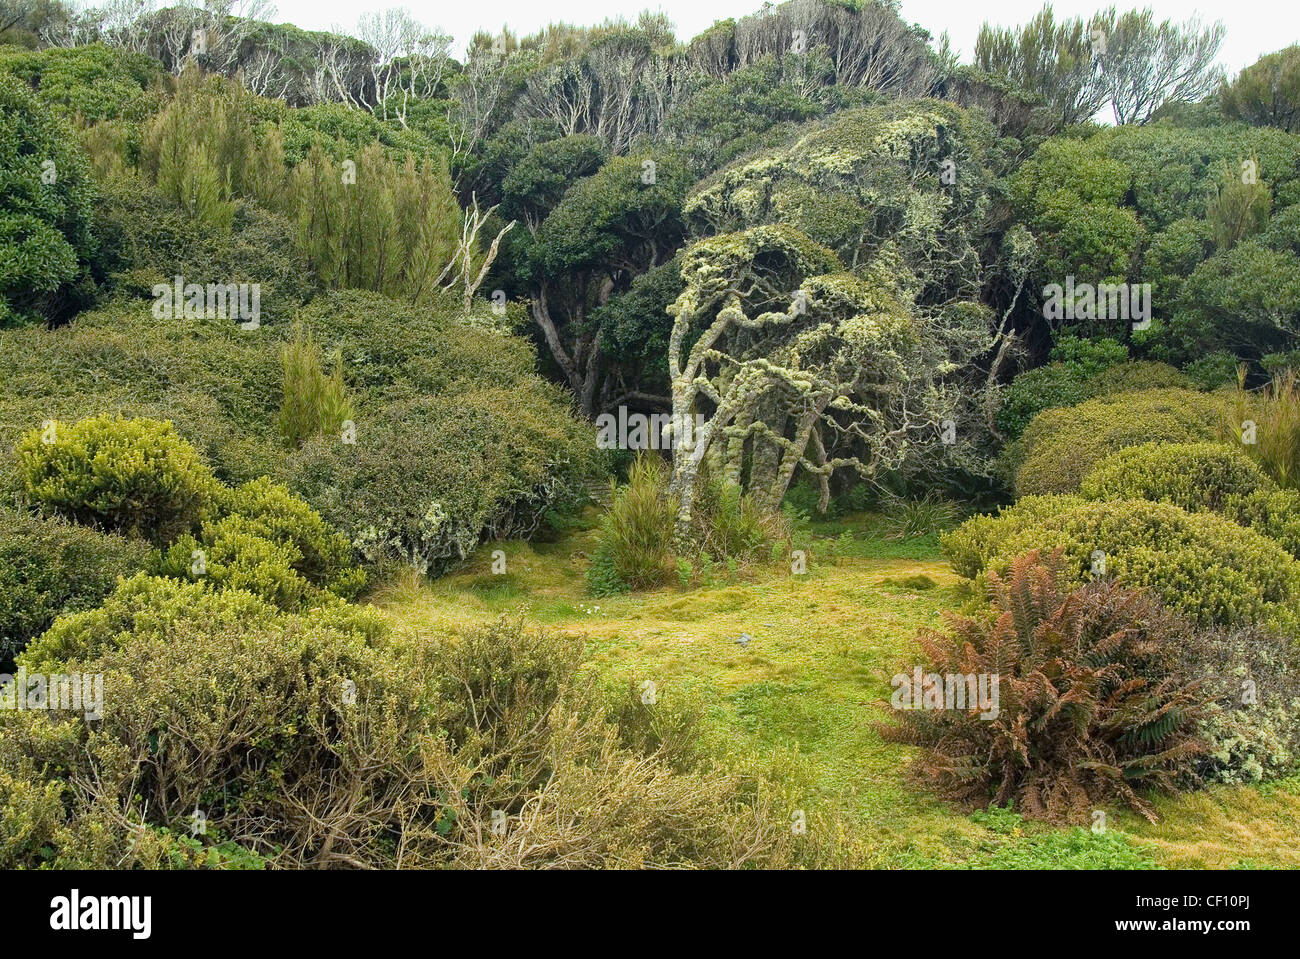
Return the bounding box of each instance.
[665,225,991,537]
[684,100,994,308]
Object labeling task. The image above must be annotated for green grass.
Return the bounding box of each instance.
[368,511,1300,869]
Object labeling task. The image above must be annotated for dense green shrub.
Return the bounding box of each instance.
[92,175,314,325]
[941,494,1087,578]
[156,477,365,607]
[212,478,362,595]
[0,74,98,326]
[944,496,1300,629]
[1078,441,1300,556]
[284,388,600,575]
[1013,388,1227,495]
[0,508,150,664]
[882,550,1208,823]
[0,43,161,124]
[157,519,310,610]
[1183,351,1242,391]
[1081,442,1272,512]
[1223,488,1300,559]
[15,415,218,544]
[1085,361,1191,395]
[996,363,1096,439]
[5,587,795,869]
[995,339,1189,440]
[297,289,537,394]
[1177,623,1300,785]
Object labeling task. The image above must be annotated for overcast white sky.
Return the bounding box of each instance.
[264,0,1297,75]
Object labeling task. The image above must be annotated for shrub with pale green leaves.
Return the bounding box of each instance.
[1081,442,1272,512]
[944,496,1300,630]
[1012,389,1228,495]
[15,415,217,544]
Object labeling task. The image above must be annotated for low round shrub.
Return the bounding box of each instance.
[7,587,797,869]
[157,519,310,611]
[0,508,150,664]
[941,494,1086,578]
[882,549,1209,824]
[284,388,600,575]
[1224,488,1300,558]
[946,496,1300,629]
[1084,360,1191,395]
[14,415,218,544]
[1014,388,1228,495]
[212,477,363,597]
[1081,442,1273,512]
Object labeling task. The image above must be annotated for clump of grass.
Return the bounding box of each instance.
[585,455,676,593]
[1223,366,1300,489]
[878,491,959,540]
[585,459,791,594]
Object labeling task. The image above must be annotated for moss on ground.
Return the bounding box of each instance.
[370,513,1300,869]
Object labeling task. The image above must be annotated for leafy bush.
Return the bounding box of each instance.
[944,496,1300,629]
[284,388,599,575]
[1222,488,1300,559]
[15,415,217,544]
[1081,442,1273,512]
[4,591,795,869]
[1013,388,1227,495]
[157,518,310,610]
[1183,351,1241,391]
[1177,623,1300,785]
[1078,441,1300,556]
[0,508,149,664]
[995,337,1188,441]
[882,550,1208,823]
[996,363,1096,439]
[941,494,1087,578]
[1085,361,1191,395]
[0,73,98,325]
[212,478,362,596]
[0,43,161,124]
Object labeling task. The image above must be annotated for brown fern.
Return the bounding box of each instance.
[880,549,1209,824]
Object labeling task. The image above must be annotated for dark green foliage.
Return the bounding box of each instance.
[0,507,150,664]
[0,73,98,326]
[996,336,1129,437]
[92,174,313,325]
[284,387,600,576]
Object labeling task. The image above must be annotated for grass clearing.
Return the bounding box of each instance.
[370,512,1300,869]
